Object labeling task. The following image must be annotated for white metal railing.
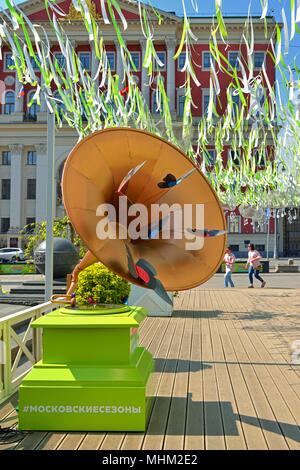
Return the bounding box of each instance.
[0,301,62,405]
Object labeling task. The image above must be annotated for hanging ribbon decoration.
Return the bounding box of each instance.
[1,0,300,218]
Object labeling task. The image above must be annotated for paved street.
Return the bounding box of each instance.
[0,274,44,287]
[0,268,300,300]
[0,303,27,318]
[201,273,300,289]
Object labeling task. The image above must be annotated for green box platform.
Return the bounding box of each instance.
[18,305,154,431]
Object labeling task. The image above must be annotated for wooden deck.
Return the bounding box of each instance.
[1,287,300,450]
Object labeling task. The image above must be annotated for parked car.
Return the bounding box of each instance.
[0,248,25,263]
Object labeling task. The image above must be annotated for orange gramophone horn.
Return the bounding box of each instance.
[62,128,227,293]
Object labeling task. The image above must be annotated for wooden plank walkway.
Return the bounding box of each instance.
[1,287,300,450]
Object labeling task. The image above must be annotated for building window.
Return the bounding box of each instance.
[1,179,10,200]
[1,218,10,233]
[54,91,66,118]
[228,52,240,69]
[130,52,140,71]
[231,94,240,118]
[54,53,65,68]
[228,149,241,166]
[4,91,15,114]
[202,52,214,70]
[2,151,11,165]
[253,149,266,166]
[229,244,239,252]
[79,52,90,70]
[255,244,265,252]
[177,52,186,70]
[4,53,14,71]
[152,92,163,114]
[253,221,266,233]
[254,52,265,69]
[25,217,36,233]
[27,91,40,119]
[131,75,139,85]
[252,88,265,119]
[106,52,115,70]
[154,51,166,71]
[27,151,37,165]
[30,56,40,70]
[202,92,210,116]
[227,215,241,233]
[204,149,215,166]
[178,94,186,117]
[27,179,36,199]
[80,94,89,121]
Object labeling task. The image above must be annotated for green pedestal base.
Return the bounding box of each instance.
[18,306,154,431]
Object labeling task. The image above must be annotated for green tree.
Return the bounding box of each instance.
[20,216,87,259]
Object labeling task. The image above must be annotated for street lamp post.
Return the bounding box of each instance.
[273,208,278,259]
[45,110,55,301]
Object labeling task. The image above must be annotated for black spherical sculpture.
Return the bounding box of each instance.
[34,237,80,279]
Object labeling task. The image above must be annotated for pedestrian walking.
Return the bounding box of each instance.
[224,246,236,288]
[246,243,266,288]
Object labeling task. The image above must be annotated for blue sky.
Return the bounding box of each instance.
[143,0,276,16]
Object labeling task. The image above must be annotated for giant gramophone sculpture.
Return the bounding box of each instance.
[19,128,227,432]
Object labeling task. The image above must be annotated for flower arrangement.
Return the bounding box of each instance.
[75,263,131,306]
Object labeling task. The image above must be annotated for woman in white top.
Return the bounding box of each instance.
[224,246,236,288]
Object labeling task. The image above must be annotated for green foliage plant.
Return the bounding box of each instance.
[75,263,131,306]
[20,216,87,259]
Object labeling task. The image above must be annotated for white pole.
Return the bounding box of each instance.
[45,110,55,301]
[266,217,270,260]
[273,209,278,259]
